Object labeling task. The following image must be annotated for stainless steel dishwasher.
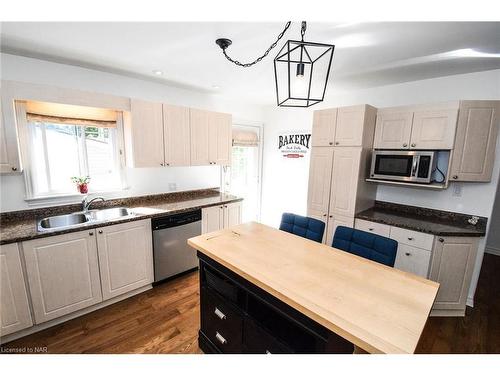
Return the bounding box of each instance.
[152,209,201,283]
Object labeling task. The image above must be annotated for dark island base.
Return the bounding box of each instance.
[197,252,354,354]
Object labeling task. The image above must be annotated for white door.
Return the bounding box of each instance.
[0,243,33,336]
[190,108,211,165]
[307,147,334,216]
[209,112,232,166]
[312,109,337,146]
[163,104,191,166]
[96,219,154,301]
[224,202,243,228]
[410,109,458,149]
[373,112,413,149]
[394,244,431,278]
[23,230,102,324]
[329,148,361,217]
[129,99,165,167]
[326,214,354,247]
[202,205,224,234]
[334,105,365,147]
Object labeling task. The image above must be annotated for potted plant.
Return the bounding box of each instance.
[71,176,90,194]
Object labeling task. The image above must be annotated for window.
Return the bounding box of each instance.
[18,101,125,199]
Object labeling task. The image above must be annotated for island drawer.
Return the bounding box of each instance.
[201,263,245,307]
[354,219,391,237]
[243,317,292,354]
[200,287,243,353]
[390,226,434,251]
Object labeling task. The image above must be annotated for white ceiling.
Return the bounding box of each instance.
[1,22,499,105]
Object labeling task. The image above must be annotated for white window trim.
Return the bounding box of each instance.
[15,101,128,204]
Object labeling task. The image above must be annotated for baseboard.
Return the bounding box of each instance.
[1,284,152,344]
[466,297,474,308]
[485,246,500,256]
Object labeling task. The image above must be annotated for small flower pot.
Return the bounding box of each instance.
[77,183,88,194]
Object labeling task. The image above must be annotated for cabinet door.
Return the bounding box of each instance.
[163,104,191,166]
[0,99,21,174]
[394,244,431,278]
[209,111,232,166]
[450,101,500,182]
[329,148,361,217]
[96,219,154,301]
[129,99,165,167]
[312,109,336,146]
[1,243,33,336]
[373,112,413,149]
[306,212,328,244]
[23,230,102,324]
[190,108,211,165]
[410,109,458,149]
[202,206,224,234]
[224,202,242,228]
[307,147,334,215]
[326,214,354,248]
[429,237,479,312]
[334,106,365,147]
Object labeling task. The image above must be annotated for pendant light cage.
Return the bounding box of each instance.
[274,40,335,108]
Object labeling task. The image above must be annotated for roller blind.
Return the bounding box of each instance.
[232,128,259,147]
[25,100,118,128]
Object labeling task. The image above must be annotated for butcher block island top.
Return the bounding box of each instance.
[188,222,439,354]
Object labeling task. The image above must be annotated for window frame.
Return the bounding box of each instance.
[15,101,127,202]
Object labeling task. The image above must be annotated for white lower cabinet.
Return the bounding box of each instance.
[0,243,33,336]
[202,202,243,234]
[23,230,103,324]
[393,243,431,278]
[326,214,354,247]
[96,219,153,301]
[354,219,391,237]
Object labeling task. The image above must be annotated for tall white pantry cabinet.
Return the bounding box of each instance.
[307,105,377,245]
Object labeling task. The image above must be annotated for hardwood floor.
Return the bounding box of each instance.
[2,253,499,354]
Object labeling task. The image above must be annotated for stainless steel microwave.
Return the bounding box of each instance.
[370,150,437,184]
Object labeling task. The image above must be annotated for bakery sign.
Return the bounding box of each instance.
[278,131,311,159]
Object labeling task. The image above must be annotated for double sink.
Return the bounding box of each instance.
[38,207,134,232]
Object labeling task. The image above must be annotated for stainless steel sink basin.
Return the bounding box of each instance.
[39,213,89,230]
[88,207,132,222]
[37,207,134,232]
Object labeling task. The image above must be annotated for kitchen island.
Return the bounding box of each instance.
[188,222,439,354]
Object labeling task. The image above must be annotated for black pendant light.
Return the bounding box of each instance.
[215,21,335,108]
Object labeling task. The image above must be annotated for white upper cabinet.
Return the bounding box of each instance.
[311,109,336,146]
[23,230,103,324]
[450,100,500,182]
[373,111,413,149]
[0,98,21,174]
[127,99,165,167]
[96,219,154,301]
[208,111,232,166]
[307,147,334,216]
[1,243,33,336]
[410,109,458,149]
[334,105,366,147]
[190,108,211,166]
[163,104,191,166]
[329,147,362,217]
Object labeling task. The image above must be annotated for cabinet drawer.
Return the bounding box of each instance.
[394,244,432,278]
[390,226,434,251]
[354,219,391,237]
[200,287,243,353]
[202,266,244,305]
[243,317,292,354]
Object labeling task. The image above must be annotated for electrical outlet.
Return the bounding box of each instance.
[452,183,462,197]
[168,183,177,191]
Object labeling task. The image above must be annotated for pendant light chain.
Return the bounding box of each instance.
[221,21,292,67]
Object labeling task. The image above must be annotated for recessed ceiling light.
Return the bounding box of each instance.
[152,70,163,76]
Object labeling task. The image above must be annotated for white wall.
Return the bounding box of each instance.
[486,172,500,254]
[261,69,500,305]
[0,53,264,211]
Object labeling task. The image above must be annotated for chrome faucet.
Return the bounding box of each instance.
[82,196,105,213]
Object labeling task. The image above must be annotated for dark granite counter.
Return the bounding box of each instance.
[355,201,487,237]
[0,189,242,245]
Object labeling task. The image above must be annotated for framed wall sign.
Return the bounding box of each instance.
[278,131,311,159]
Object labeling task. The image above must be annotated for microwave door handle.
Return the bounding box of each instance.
[411,157,418,177]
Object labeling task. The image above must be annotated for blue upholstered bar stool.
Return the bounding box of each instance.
[279,213,325,243]
[332,226,398,267]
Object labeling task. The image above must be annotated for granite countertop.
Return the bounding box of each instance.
[355,201,487,237]
[0,189,242,245]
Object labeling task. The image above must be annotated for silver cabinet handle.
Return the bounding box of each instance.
[411,143,416,147]
[98,230,103,234]
[452,175,458,179]
[368,228,374,231]
[439,238,444,243]
[215,332,227,345]
[408,237,414,240]
[89,232,94,236]
[335,141,339,145]
[214,307,226,320]
[322,214,327,217]
[405,252,411,256]
[11,167,18,171]
[403,143,408,148]
[328,142,333,145]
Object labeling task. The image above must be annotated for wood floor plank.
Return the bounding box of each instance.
[2,254,499,354]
